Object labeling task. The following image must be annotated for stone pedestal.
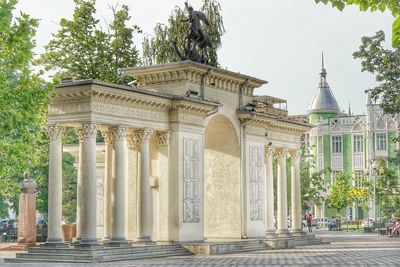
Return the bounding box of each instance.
[18,173,38,248]
[18,194,36,246]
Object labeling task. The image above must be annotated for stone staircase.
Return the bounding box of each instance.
[4,244,192,263]
[231,240,271,253]
[292,234,328,247]
[182,239,272,255]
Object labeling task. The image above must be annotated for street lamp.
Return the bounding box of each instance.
[366,160,385,222]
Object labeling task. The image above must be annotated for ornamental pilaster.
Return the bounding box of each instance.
[126,133,139,149]
[157,132,170,147]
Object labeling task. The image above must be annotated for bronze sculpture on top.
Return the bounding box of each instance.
[173,1,212,64]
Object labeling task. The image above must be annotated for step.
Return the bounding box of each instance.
[16,252,93,261]
[100,247,191,260]
[4,257,93,263]
[100,251,191,262]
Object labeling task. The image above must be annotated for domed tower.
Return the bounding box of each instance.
[308,54,340,124]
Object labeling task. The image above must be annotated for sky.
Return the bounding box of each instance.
[14,0,394,115]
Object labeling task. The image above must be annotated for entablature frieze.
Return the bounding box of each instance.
[121,61,267,97]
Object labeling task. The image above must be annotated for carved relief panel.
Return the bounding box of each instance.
[249,145,264,221]
[183,137,200,223]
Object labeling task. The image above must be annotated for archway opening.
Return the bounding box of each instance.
[204,115,241,239]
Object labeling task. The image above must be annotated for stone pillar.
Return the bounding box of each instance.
[75,129,84,241]
[79,123,99,246]
[126,133,139,241]
[108,126,129,245]
[275,148,290,236]
[290,150,303,235]
[157,132,170,243]
[136,128,153,242]
[18,173,37,247]
[264,146,275,236]
[101,130,114,241]
[45,125,64,246]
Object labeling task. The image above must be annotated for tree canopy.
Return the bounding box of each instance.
[315,0,400,47]
[0,0,51,215]
[38,0,141,84]
[353,31,400,114]
[326,172,352,216]
[142,0,225,67]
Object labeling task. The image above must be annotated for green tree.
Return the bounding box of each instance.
[326,172,352,216]
[0,0,52,215]
[375,161,400,218]
[315,0,400,47]
[142,0,225,67]
[38,0,141,84]
[300,148,327,212]
[352,31,400,115]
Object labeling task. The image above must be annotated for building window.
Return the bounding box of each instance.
[353,170,364,187]
[376,133,387,151]
[353,135,364,153]
[318,136,323,154]
[332,135,342,153]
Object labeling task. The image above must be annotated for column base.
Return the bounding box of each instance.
[276,228,292,238]
[105,237,131,247]
[134,235,154,245]
[44,238,67,247]
[291,229,306,237]
[77,238,99,248]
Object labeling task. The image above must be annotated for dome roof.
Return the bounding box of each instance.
[307,57,340,114]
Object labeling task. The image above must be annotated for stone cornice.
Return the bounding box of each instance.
[121,61,267,96]
[50,80,221,118]
[238,112,311,135]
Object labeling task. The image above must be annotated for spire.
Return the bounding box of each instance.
[320,52,327,84]
[308,53,340,115]
[365,90,372,106]
[348,102,352,115]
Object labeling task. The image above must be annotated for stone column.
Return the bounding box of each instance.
[79,123,99,246]
[264,146,275,237]
[101,130,114,241]
[45,125,64,246]
[275,148,290,236]
[136,128,153,242]
[108,126,129,245]
[290,150,303,235]
[75,129,84,241]
[157,132,170,243]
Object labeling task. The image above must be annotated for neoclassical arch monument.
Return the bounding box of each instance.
[45,61,310,248]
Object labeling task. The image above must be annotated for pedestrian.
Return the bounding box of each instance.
[306,211,313,232]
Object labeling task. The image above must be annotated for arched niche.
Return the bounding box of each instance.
[204,115,241,239]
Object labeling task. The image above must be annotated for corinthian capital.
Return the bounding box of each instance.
[136,129,153,144]
[126,133,139,149]
[110,126,128,141]
[273,148,288,160]
[81,123,100,138]
[265,146,274,157]
[75,128,85,143]
[157,132,170,147]
[289,149,301,160]
[101,130,114,145]
[47,125,64,141]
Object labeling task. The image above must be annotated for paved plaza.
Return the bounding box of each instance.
[1,230,400,266]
